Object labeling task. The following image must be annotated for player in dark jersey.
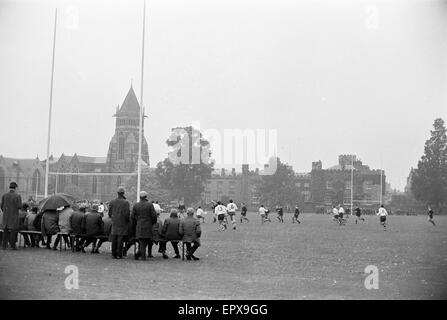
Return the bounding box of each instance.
[240,203,249,223]
[427,206,435,226]
[293,206,301,224]
[276,205,284,223]
[354,207,365,224]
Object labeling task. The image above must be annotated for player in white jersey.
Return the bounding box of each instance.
[226,200,238,230]
[153,201,162,214]
[332,205,339,222]
[196,206,205,223]
[376,205,388,230]
[214,201,227,231]
[259,205,268,224]
[338,205,346,225]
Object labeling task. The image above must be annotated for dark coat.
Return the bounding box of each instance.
[70,210,85,234]
[82,211,104,237]
[179,216,201,243]
[102,216,112,236]
[131,199,157,240]
[18,210,28,230]
[0,190,22,230]
[152,217,163,242]
[108,196,130,236]
[33,212,43,231]
[162,216,182,241]
[25,213,37,231]
[41,211,60,236]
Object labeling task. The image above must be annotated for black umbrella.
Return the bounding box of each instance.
[38,193,77,211]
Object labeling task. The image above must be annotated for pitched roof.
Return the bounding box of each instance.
[117,86,140,115]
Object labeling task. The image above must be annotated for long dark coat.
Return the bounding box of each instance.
[41,210,60,236]
[0,190,22,230]
[131,199,157,240]
[82,211,104,237]
[108,196,130,236]
[70,211,85,234]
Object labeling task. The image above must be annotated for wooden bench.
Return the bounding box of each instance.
[18,230,42,248]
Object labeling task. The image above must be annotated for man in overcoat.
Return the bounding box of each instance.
[131,191,157,260]
[179,207,202,260]
[108,186,130,259]
[1,182,22,250]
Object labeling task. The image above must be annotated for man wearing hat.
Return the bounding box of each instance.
[108,186,130,259]
[131,191,157,260]
[1,182,22,250]
[80,204,104,254]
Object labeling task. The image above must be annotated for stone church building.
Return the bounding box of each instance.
[0,86,149,202]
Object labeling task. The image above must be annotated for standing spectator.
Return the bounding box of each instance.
[161,209,182,258]
[153,201,162,214]
[98,202,105,217]
[53,206,73,250]
[80,204,104,254]
[1,182,22,250]
[131,191,157,260]
[24,206,39,247]
[179,207,202,261]
[41,209,60,249]
[109,186,130,259]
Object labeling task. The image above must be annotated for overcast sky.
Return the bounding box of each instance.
[0,0,446,190]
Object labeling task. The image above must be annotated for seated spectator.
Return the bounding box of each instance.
[80,204,104,254]
[95,214,112,254]
[149,211,167,259]
[53,206,73,250]
[161,209,182,258]
[179,207,202,261]
[33,209,46,247]
[18,203,31,247]
[41,209,60,249]
[24,206,39,247]
[70,205,87,251]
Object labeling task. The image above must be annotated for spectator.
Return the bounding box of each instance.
[109,187,130,259]
[161,209,182,258]
[18,203,31,247]
[24,206,39,247]
[131,191,157,261]
[179,207,202,261]
[41,209,60,249]
[1,182,22,250]
[53,206,73,250]
[70,205,87,251]
[80,204,104,254]
[149,211,167,259]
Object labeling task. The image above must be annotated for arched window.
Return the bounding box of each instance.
[32,169,41,192]
[118,135,125,160]
[0,167,5,193]
[92,176,97,194]
[72,167,78,186]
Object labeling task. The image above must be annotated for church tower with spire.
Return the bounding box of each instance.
[106,85,149,174]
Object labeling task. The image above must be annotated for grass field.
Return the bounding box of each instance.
[1,212,447,300]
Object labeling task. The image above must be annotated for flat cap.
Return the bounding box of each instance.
[117,186,125,193]
[139,191,148,198]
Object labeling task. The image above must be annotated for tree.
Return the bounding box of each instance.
[155,126,214,206]
[125,168,172,205]
[411,118,447,212]
[254,157,299,208]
